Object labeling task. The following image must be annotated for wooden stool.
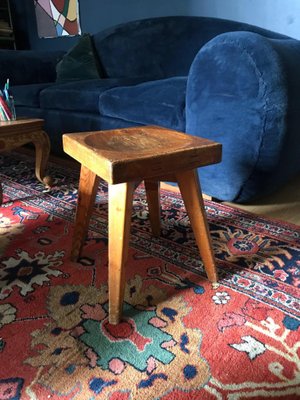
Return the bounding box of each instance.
[0,118,52,204]
[63,126,222,324]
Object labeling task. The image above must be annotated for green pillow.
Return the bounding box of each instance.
[56,34,102,82]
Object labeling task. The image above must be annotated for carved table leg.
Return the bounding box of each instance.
[108,181,135,325]
[71,165,100,261]
[31,130,53,187]
[176,169,218,284]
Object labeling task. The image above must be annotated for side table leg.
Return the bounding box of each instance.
[145,180,161,236]
[32,130,53,187]
[176,169,218,284]
[108,181,135,325]
[71,165,100,261]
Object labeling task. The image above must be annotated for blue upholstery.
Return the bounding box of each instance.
[11,83,54,108]
[0,49,64,86]
[40,77,152,113]
[92,16,286,78]
[99,77,187,131]
[1,16,300,203]
[186,32,290,201]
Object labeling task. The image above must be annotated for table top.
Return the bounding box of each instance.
[0,118,44,135]
[63,125,222,184]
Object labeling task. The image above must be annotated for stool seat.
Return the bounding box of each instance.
[63,126,221,184]
[63,126,222,325]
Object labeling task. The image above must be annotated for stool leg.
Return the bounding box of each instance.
[108,181,135,325]
[71,165,100,261]
[32,130,53,188]
[176,169,218,283]
[144,180,161,236]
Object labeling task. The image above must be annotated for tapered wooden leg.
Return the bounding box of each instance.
[144,180,161,236]
[108,182,135,325]
[32,130,53,187]
[176,169,218,283]
[71,165,100,261]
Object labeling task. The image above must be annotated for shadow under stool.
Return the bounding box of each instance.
[63,125,222,324]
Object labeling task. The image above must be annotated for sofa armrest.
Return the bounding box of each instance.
[186,31,300,202]
[0,49,65,87]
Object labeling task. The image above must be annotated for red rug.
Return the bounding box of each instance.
[0,152,299,400]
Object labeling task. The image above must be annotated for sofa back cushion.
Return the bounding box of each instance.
[93,16,288,79]
[0,50,65,87]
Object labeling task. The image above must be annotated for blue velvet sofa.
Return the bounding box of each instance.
[1,16,300,203]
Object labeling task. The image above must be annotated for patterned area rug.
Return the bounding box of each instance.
[0,152,299,400]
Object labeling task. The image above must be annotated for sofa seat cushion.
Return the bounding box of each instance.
[40,77,150,113]
[99,77,187,130]
[11,83,55,108]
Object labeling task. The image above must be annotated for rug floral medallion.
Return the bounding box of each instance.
[0,152,299,399]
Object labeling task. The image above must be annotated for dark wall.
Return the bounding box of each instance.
[9,0,300,51]
[10,0,194,51]
[9,0,30,49]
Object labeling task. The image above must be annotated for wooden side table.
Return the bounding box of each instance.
[63,125,222,324]
[0,118,52,204]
